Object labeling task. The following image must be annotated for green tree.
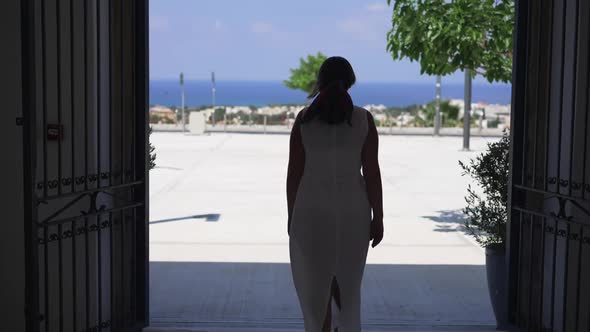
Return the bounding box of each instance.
[212,108,226,123]
[422,100,460,127]
[284,52,328,94]
[386,0,514,83]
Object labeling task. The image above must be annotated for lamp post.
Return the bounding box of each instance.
[463,69,472,151]
[434,75,442,136]
[211,71,216,126]
[212,71,216,108]
[180,72,185,132]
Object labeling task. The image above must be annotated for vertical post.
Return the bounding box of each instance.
[211,71,216,108]
[506,0,529,324]
[434,75,442,136]
[211,72,216,127]
[223,106,227,132]
[389,116,393,134]
[134,0,150,324]
[479,107,484,131]
[180,72,185,132]
[21,0,40,330]
[263,115,267,134]
[463,69,472,151]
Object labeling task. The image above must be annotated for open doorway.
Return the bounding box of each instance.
[16,0,590,331]
[146,1,507,330]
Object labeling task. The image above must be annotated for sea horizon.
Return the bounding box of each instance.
[150,79,512,108]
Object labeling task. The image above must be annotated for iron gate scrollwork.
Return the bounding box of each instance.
[508,0,590,331]
[21,0,149,331]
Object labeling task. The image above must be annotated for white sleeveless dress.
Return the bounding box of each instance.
[289,106,372,332]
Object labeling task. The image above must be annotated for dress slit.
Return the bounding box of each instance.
[322,277,342,331]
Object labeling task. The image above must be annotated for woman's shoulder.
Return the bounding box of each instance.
[353,106,376,134]
[353,105,370,115]
[353,106,373,120]
[295,107,308,120]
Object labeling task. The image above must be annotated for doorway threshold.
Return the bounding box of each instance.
[145,321,500,332]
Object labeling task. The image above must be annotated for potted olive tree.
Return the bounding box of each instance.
[459,131,509,330]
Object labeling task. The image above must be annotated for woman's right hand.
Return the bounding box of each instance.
[370,218,383,248]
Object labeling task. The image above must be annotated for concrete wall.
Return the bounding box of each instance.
[0,0,26,330]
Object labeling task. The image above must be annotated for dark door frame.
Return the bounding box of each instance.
[507,0,590,330]
[506,0,528,329]
[20,0,150,330]
[134,0,150,327]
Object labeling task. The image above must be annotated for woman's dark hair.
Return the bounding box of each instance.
[301,56,356,125]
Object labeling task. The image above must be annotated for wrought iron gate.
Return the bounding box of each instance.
[20,0,149,331]
[508,0,590,331]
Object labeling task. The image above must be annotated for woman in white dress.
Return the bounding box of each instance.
[287,56,384,332]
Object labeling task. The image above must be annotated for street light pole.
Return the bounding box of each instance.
[180,72,185,132]
[212,71,216,108]
[463,69,472,151]
[434,75,441,136]
[211,71,216,126]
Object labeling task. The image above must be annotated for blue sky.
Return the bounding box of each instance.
[149,0,492,84]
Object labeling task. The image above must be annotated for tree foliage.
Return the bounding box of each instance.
[459,131,510,248]
[284,52,328,94]
[386,0,515,83]
[214,108,226,121]
[421,100,460,127]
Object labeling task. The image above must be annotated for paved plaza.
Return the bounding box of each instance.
[148,132,501,331]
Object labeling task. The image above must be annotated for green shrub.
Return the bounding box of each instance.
[487,117,501,128]
[459,131,510,248]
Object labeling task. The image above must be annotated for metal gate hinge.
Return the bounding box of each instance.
[16,117,24,126]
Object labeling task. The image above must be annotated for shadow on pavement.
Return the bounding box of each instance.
[150,213,221,224]
[154,165,184,171]
[422,210,469,233]
[150,261,495,329]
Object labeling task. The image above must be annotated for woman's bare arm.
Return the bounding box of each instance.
[362,111,384,247]
[286,111,305,234]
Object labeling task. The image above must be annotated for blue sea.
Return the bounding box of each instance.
[150,80,512,108]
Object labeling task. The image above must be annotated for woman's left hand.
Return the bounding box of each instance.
[370,219,383,248]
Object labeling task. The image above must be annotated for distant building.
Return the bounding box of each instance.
[363,104,387,113]
[258,105,306,115]
[449,99,511,128]
[225,106,254,114]
[396,113,415,126]
[373,113,387,122]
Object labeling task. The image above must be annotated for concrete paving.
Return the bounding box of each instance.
[148,132,500,331]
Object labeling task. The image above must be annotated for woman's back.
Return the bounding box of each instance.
[299,106,369,182]
[287,55,383,332]
[290,106,372,332]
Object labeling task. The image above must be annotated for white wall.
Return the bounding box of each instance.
[0,0,26,331]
